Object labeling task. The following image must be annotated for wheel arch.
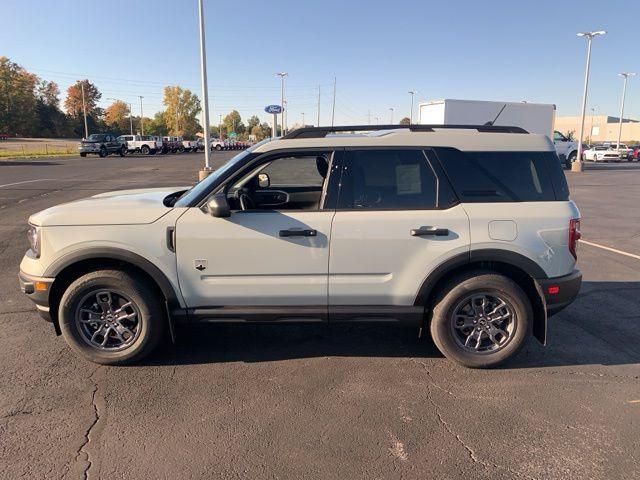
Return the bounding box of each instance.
[46,248,180,337]
[415,249,547,344]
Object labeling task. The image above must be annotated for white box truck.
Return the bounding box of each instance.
[418,99,578,168]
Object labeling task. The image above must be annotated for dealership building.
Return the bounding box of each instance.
[555,115,640,143]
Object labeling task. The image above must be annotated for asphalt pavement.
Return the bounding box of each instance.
[1,153,639,479]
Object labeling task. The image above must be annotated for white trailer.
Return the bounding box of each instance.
[417,99,577,168]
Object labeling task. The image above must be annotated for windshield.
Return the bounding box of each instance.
[86,134,104,141]
[174,138,272,207]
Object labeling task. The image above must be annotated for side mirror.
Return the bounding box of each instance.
[206,193,230,218]
[257,173,270,188]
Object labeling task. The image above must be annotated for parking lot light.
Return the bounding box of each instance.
[198,0,212,178]
[408,90,416,123]
[573,31,606,170]
[573,30,606,172]
[616,73,636,153]
[389,107,394,124]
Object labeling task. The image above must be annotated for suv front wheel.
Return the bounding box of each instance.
[58,269,165,365]
[429,272,531,368]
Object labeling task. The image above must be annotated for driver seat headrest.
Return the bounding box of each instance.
[316,156,329,178]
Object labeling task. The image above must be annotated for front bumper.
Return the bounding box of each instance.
[537,269,582,317]
[79,145,100,153]
[18,271,54,322]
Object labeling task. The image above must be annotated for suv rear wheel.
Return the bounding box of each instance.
[141,144,150,155]
[58,269,165,365]
[429,272,531,368]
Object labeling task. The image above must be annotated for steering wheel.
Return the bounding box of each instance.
[238,191,255,210]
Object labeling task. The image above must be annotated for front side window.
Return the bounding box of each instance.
[225,153,332,211]
[338,150,440,210]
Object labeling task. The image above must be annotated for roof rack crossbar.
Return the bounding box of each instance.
[282,124,528,139]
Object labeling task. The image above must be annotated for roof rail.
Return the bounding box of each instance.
[282,124,528,139]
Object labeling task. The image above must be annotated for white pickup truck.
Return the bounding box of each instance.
[182,139,199,153]
[118,135,159,155]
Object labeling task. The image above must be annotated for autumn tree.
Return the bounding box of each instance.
[247,115,260,133]
[104,100,131,135]
[64,80,102,137]
[399,117,410,125]
[223,110,245,135]
[0,56,39,136]
[163,86,201,137]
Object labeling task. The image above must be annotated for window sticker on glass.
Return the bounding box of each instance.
[396,164,422,195]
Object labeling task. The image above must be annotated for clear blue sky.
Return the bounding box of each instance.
[2,0,638,127]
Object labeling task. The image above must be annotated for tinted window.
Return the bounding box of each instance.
[338,150,438,209]
[261,156,325,187]
[435,148,557,202]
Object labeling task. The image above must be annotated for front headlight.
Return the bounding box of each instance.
[27,224,41,258]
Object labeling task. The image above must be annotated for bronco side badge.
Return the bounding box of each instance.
[194,259,208,271]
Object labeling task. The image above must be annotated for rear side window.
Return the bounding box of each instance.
[434,148,558,202]
[339,150,441,209]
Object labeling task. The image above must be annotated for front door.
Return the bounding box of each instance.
[175,150,338,311]
[328,149,470,309]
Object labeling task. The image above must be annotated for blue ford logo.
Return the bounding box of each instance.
[264,104,283,114]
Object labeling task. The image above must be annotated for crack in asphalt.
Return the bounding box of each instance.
[73,368,103,480]
[413,359,536,480]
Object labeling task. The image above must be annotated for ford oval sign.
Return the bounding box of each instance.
[264,104,283,114]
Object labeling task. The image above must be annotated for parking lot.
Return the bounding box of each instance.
[1,153,639,479]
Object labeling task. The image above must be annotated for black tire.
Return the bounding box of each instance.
[119,146,126,157]
[80,153,87,158]
[141,144,150,155]
[429,271,532,368]
[567,151,576,169]
[58,269,166,365]
[215,144,222,151]
[99,146,107,158]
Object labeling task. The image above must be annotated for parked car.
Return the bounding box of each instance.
[182,139,199,153]
[20,124,581,368]
[210,138,225,151]
[629,144,640,161]
[583,144,629,162]
[78,134,126,158]
[118,135,158,155]
[0,133,9,140]
[162,136,183,154]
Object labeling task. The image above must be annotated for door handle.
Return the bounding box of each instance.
[410,226,449,237]
[279,228,317,238]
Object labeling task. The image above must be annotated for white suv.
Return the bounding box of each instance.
[19,125,582,368]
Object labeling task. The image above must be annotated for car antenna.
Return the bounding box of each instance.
[484,103,507,126]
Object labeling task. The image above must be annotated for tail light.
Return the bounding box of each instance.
[569,218,581,260]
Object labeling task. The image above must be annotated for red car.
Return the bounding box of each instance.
[631,145,640,161]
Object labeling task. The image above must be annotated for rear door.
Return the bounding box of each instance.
[328,149,470,312]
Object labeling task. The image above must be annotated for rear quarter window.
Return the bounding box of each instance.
[434,148,563,202]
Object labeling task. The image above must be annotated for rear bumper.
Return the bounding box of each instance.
[18,271,54,322]
[537,269,582,317]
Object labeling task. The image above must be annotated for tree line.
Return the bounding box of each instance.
[0,56,273,141]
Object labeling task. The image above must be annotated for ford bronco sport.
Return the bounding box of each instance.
[19,124,582,368]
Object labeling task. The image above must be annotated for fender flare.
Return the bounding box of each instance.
[44,247,181,306]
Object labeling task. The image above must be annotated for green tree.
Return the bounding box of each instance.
[399,117,410,125]
[247,115,260,132]
[0,56,38,136]
[145,111,169,136]
[223,110,245,135]
[35,80,67,137]
[163,86,201,137]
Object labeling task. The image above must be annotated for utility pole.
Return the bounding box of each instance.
[374,116,379,125]
[218,114,223,139]
[283,100,288,134]
[389,107,394,124]
[197,0,212,179]
[175,108,179,136]
[301,112,305,127]
[81,82,88,139]
[408,90,416,123]
[139,96,144,136]
[275,72,288,135]
[317,85,321,127]
[573,30,606,172]
[616,72,636,152]
[331,76,336,126]
[128,103,133,135]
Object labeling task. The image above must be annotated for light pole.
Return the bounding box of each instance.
[317,85,321,127]
[573,30,606,172]
[389,107,394,124]
[331,77,336,126]
[589,107,596,144]
[138,96,144,136]
[301,112,305,127]
[616,73,636,152]
[80,82,88,139]
[374,116,379,125]
[197,0,212,179]
[283,100,288,133]
[107,98,133,135]
[275,72,288,135]
[408,90,416,123]
[218,114,222,140]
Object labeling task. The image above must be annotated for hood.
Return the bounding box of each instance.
[29,186,190,226]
